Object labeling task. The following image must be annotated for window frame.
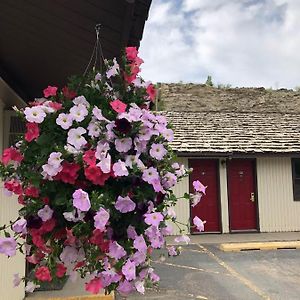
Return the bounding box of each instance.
[292,158,300,201]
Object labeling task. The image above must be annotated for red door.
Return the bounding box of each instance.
[190,159,220,233]
[227,159,258,231]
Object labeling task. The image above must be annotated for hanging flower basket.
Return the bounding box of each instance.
[0,47,206,296]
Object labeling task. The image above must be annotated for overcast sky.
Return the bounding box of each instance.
[139,0,300,89]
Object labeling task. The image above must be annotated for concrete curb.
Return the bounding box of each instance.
[220,241,300,252]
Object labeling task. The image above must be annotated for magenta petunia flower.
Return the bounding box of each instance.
[192,180,207,195]
[131,251,146,266]
[110,99,127,114]
[144,212,164,227]
[122,259,136,281]
[115,138,132,153]
[72,189,91,212]
[37,205,54,222]
[0,237,17,256]
[109,241,126,259]
[133,235,147,253]
[94,208,110,231]
[43,85,58,98]
[115,196,136,213]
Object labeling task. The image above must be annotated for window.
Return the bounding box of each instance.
[292,158,300,201]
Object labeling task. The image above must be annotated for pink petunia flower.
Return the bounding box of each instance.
[94,208,110,231]
[0,237,17,256]
[193,180,207,194]
[115,137,132,153]
[144,212,164,227]
[193,216,206,232]
[115,196,136,213]
[122,259,136,281]
[110,99,127,113]
[85,277,102,294]
[113,160,129,177]
[72,189,91,212]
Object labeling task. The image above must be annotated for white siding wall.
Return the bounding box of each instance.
[171,158,190,235]
[257,157,300,232]
[0,98,25,300]
[219,161,229,233]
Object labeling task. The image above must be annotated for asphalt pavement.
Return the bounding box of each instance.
[116,242,300,300]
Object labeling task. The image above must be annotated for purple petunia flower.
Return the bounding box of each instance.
[122,259,136,281]
[109,241,126,260]
[12,218,27,234]
[133,235,147,253]
[0,237,17,257]
[115,196,136,213]
[94,208,110,231]
[72,189,91,212]
[144,212,164,227]
[149,143,167,160]
[115,137,132,153]
[37,205,54,222]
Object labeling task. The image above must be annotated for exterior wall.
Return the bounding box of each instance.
[171,158,190,235]
[219,160,229,233]
[257,157,300,232]
[0,96,25,299]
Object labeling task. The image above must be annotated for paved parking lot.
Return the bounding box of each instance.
[118,243,300,300]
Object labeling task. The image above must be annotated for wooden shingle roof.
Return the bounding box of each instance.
[160,84,300,155]
[165,111,300,155]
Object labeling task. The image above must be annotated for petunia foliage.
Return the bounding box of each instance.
[0,47,206,296]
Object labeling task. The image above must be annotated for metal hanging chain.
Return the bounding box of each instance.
[83,24,105,77]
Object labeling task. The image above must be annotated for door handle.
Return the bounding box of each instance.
[250,192,255,202]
